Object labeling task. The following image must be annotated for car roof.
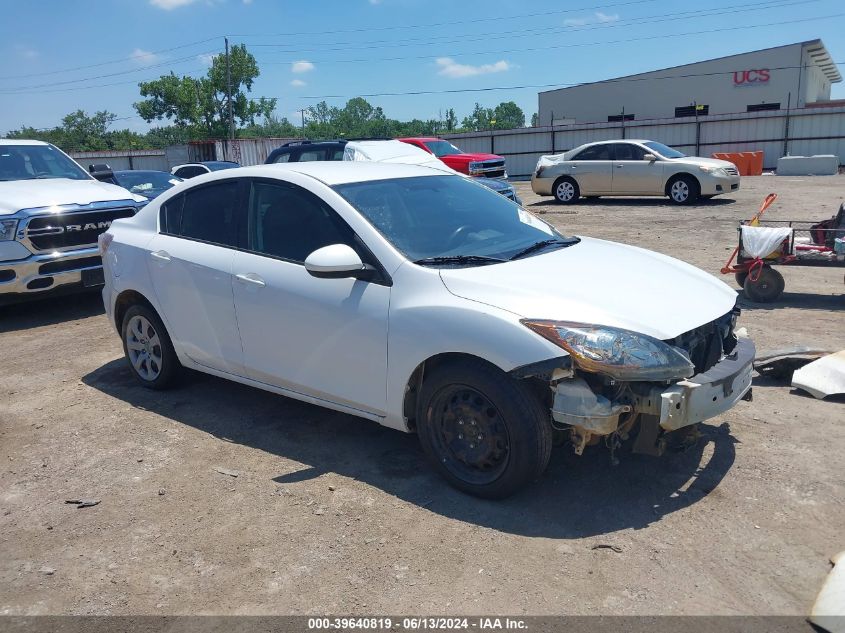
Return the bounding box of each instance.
[0,139,51,146]
[114,169,171,175]
[203,161,448,186]
[399,137,440,142]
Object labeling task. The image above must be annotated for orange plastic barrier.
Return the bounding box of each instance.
[711,151,763,176]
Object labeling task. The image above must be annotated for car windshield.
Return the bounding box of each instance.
[115,171,181,195]
[0,144,90,181]
[334,175,578,265]
[643,141,686,159]
[423,140,463,158]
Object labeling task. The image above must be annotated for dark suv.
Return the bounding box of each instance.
[265,140,520,203]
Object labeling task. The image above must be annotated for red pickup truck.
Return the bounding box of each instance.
[398,137,506,178]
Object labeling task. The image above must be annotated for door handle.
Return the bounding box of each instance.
[616,164,624,168]
[235,273,266,288]
[150,250,171,262]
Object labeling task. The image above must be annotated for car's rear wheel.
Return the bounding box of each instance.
[667,175,700,205]
[121,304,180,389]
[743,266,785,303]
[553,177,580,204]
[416,359,552,499]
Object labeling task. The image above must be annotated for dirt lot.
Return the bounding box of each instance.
[1,175,844,616]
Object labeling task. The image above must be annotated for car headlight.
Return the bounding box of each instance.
[521,320,695,381]
[0,219,18,241]
[699,165,727,176]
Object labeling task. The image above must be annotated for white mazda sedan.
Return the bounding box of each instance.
[101,162,754,498]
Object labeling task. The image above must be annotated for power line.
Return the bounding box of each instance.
[0,67,211,96]
[258,12,845,71]
[281,61,844,101]
[0,38,220,81]
[248,0,818,54]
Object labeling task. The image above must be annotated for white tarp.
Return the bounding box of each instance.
[343,140,457,174]
[740,225,792,259]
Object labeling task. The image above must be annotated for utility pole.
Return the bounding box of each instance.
[299,109,307,136]
[225,37,234,141]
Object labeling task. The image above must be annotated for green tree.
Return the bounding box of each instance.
[444,108,458,132]
[461,103,493,131]
[134,44,276,137]
[530,112,539,127]
[5,109,146,151]
[491,101,525,129]
[241,114,300,138]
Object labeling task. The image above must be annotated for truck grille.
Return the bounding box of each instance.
[664,308,739,375]
[478,160,506,178]
[25,208,135,251]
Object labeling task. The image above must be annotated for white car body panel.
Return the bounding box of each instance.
[102,162,741,433]
[0,178,145,215]
[438,236,737,340]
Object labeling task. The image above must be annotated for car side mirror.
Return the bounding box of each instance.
[89,163,116,183]
[642,153,657,162]
[304,244,374,280]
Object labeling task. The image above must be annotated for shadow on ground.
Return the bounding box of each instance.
[738,291,845,312]
[0,290,104,333]
[527,197,737,209]
[83,359,737,539]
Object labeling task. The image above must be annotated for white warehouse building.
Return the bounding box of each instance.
[538,40,841,125]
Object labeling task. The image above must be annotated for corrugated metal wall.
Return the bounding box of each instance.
[69,150,169,172]
[444,106,845,177]
[215,137,300,166]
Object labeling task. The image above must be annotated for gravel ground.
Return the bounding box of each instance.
[1,175,843,616]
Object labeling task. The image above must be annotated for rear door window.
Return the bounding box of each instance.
[573,145,612,161]
[297,149,328,162]
[612,143,646,161]
[169,180,243,247]
[174,166,207,179]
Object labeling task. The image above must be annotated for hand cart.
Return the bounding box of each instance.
[721,196,845,302]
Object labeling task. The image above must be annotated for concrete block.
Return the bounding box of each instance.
[776,155,839,176]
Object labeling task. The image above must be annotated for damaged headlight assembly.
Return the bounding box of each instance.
[520,320,695,382]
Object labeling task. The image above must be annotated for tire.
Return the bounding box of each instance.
[743,267,785,303]
[552,177,580,204]
[734,271,749,287]
[121,304,181,389]
[416,359,553,499]
[667,175,700,205]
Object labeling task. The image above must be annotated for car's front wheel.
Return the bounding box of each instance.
[553,177,580,204]
[667,175,700,205]
[121,304,180,389]
[416,359,552,499]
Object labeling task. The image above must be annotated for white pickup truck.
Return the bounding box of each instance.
[0,140,147,302]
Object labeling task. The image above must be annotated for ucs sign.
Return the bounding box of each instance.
[733,69,770,87]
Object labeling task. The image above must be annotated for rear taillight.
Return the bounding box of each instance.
[98,232,114,255]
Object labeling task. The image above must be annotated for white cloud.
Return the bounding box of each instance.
[435,57,511,79]
[565,11,620,26]
[198,53,217,67]
[595,11,619,22]
[290,79,306,87]
[129,48,160,66]
[15,45,38,60]
[149,0,199,8]
[291,60,315,73]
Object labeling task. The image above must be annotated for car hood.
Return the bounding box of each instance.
[474,177,511,191]
[0,178,144,215]
[438,236,737,340]
[672,156,736,169]
[445,152,503,163]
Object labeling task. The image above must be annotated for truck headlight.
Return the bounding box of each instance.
[521,320,695,381]
[468,161,482,174]
[0,219,18,241]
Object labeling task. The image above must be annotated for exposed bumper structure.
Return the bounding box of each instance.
[551,337,756,440]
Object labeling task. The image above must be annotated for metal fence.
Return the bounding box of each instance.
[69,149,169,172]
[442,105,845,178]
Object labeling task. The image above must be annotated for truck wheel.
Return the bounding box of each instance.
[416,359,552,499]
[667,175,700,205]
[743,267,785,303]
[121,304,181,389]
[553,177,580,204]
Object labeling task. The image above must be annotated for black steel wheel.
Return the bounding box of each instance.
[416,359,552,499]
[743,266,785,303]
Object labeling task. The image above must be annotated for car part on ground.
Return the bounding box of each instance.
[791,350,845,400]
[0,140,147,302]
[532,140,740,204]
[810,550,845,633]
[753,347,833,380]
[102,161,753,498]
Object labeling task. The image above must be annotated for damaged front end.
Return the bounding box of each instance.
[514,308,755,458]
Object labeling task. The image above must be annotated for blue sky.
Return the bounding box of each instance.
[1,0,843,134]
